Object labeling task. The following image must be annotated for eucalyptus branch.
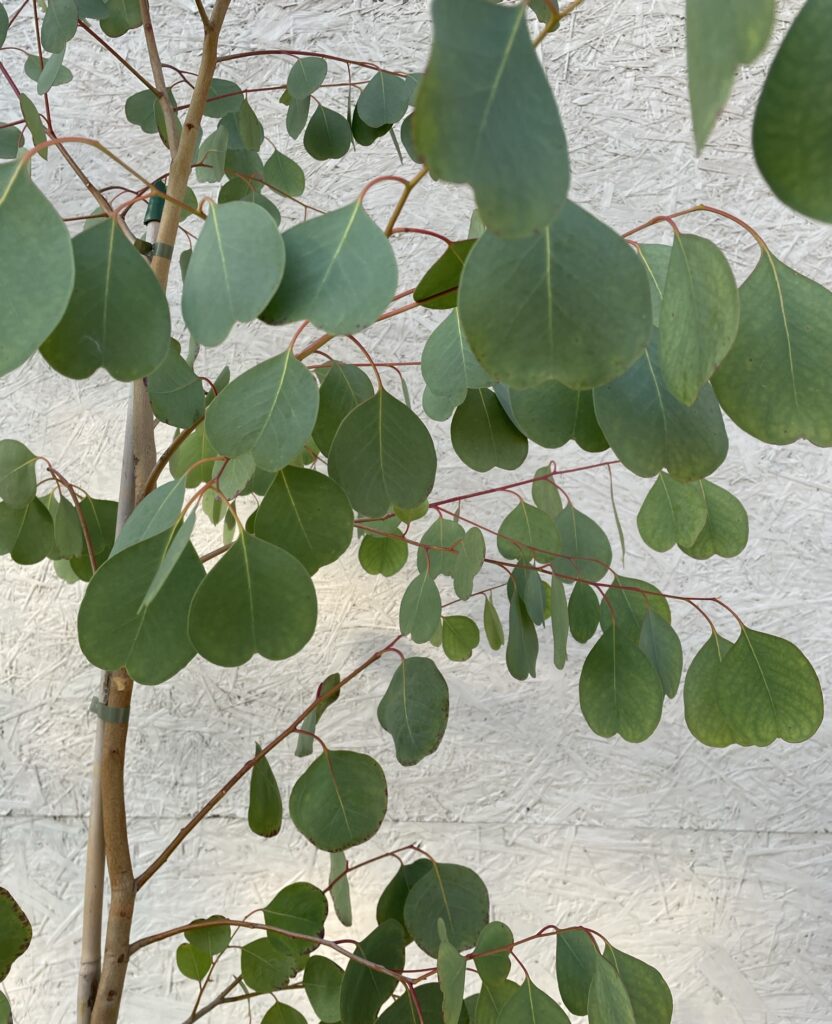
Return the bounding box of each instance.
[138,0,181,150]
[77,20,159,95]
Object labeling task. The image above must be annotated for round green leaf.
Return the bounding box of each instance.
[263,882,327,956]
[240,937,295,993]
[358,71,410,128]
[460,203,651,389]
[403,861,489,956]
[579,627,664,742]
[340,921,406,1024]
[506,587,538,680]
[329,390,437,516]
[0,888,31,981]
[422,311,491,399]
[204,78,244,117]
[189,534,316,667]
[442,615,480,662]
[474,921,513,985]
[658,233,739,404]
[497,502,559,563]
[176,942,212,981]
[753,0,832,221]
[507,381,584,449]
[205,351,318,471]
[415,241,476,310]
[111,478,187,555]
[414,0,569,237]
[399,573,442,644]
[249,744,283,838]
[599,576,670,641]
[683,632,736,748]
[304,105,352,160]
[637,473,709,553]
[712,252,832,445]
[41,218,169,381]
[254,467,354,574]
[262,201,397,334]
[41,0,78,52]
[417,517,465,579]
[264,148,306,197]
[483,595,505,651]
[587,957,636,1024]
[452,526,486,600]
[677,479,748,560]
[717,628,824,746]
[263,1003,308,1024]
[0,162,74,377]
[147,342,204,428]
[497,979,569,1024]
[0,440,37,508]
[556,929,601,1017]
[359,526,408,577]
[185,917,231,956]
[290,749,387,851]
[313,362,374,454]
[288,56,328,99]
[78,531,204,684]
[593,334,728,481]
[0,499,57,565]
[568,582,600,644]
[181,201,286,347]
[377,859,432,938]
[638,610,683,698]
[378,656,449,765]
[305,956,344,1024]
[603,946,673,1024]
[451,389,527,473]
[379,983,446,1024]
[552,505,612,584]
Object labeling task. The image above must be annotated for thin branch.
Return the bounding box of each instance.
[77,20,159,94]
[139,0,180,149]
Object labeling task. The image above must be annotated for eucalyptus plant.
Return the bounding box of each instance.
[0,0,829,1022]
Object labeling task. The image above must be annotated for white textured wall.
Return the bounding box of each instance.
[1,2,831,1022]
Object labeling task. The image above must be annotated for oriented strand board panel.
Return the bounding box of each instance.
[1,1,830,1021]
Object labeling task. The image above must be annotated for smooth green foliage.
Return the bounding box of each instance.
[637,473,708,553]
[379,984,447,1024]
[147,342,204,427]
[314,363,374,454]
[78,531,203,684]
[717,629,823,745]
[329,850,353,926]
[286,94,311,139]
[506,586,538,680]
[305,106,352,160]
[658,234,739,404]
[686,0,774,150]
[513,566,546,625]
[753,0,832,221]
[599,576,670,640]
[579,627,664,742]
[552,505,611,583]
[205,351,319,471]
[556,929,600,1016]
[459,204,651,389]
[497,502,558,562]
[42,219,169,381]
[204,78,244,117]
[50,495,83,559]
[329,390,437,515]
[255,467,353,574]
[263,882,327,957]
[593,335,728,481]
[422,312,491,404]
[0,888,31,981]
[677,479,748,559]
[288,57,328,99]
[451,390,528,472]
[41,0,78,52]
[477,981,521,1024]
[185,917,231,956]
[295,672,340,757]
[587,957,636,1024]
[68,497,117,580]
[262,1003,307,1024]
[474,921,513,985]
[379,651,448,765]
[358,71,410,128]
[497,979,569,1024]
[551,576,568,670]
[683,633,735,747]
[340,921,406,1024]
[0,440,37,508]
[0,497,52,565]
[417,518,465,579]
[290,750,387,851]
[188,534,317,667]
[0,127,22,158]
[248,745,283,838]
[531,469,562,520]
[603,945,673,1024]
[169,421,220,488]
[404,861,489,955]
[377,859,432,938]
[305,956,344,1023]
[712,253,832,445]
[452,527,486,601]
[111,479,186,555]
[569,582,600,644]
[176,942,211,981]
[483,596,505,650]
[0,163,74,377]
[262,201,397,334]
[399,573,443,644]
[507,381,606,451]
[415,0,569,237]
[264,148,306,197]
[359,524,408,576]
[182,201,285,347]
[240,938,295,993]
[442,615,480,662]
[438,920,466,1024]
[196,126,228,182]
[638,611,683,698]
[415,241,476,310]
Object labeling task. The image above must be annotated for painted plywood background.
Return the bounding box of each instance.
[0,1,830,1021]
